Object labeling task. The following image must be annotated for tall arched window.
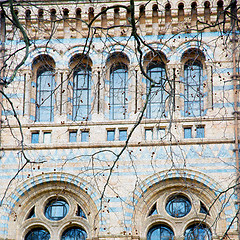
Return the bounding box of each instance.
[147,225,174,240]
[36,66,55,122]
[109,63,128,120]
[146,62,166,118]
[72,64,91,121]
[184,60,203,117]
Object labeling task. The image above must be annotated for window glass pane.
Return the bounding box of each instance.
[166,195,191,218]
[119,130,127,141]
[145,129,153,140]
[196,127,204,138]
[25,228,50,240]
[184,128,192,139]
[107,130,115,141]
[81,131,89,142]
[45,199,69,221]
[36,67,55,122]
[109,64,128,120]
[157,128,165,139]
[43,132,51,143]
[73,66,91,121]
[147,225,174,240]
[69,131,77,142]
[184,224,212,240]
[61,227,87,240]
[31,132,39,143]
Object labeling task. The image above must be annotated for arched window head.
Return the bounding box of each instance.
[50,9,56,21]
[147,225,174,240]
[114,7,120,25]
[61,227,87,240]
[109,63,128,120]
[101,7,107,27]
[184,224,212,240]
[38,9,43,21]
[25,10,31,21]
[217,0,224,20]
[25,228,50,240]
[184,60,203,117]
[88,7,94,23]
[35,64,55,122]
[152,4,158,23]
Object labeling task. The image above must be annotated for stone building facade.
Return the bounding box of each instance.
[0,0,239,240]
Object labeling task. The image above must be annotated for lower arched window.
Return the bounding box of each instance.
[25,228,50,240]
[61,227,87,240]
[147,225,174,240]
[185,224,212,240]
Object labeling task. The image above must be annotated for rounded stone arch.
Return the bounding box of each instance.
[64,46,97,66]
[32,54,55,71]
[5,172,102,240]
[103,44,135,65]
[173,40,214,64]
[26,47,61,68]
[127,169,234,239]
[140,43,172,63]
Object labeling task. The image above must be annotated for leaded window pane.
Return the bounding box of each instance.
[109,64,128,120]
[184,60,203,117]
[61,227,87,240]
[25,228,50,240]
[146,63,167,119]
[45,199,69,221]
[36,67,55,122]
[72,66,91,121]
[147,225,174,240]
[185,224,212,240]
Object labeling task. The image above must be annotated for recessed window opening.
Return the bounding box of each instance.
[165,3,171,23]
[81,130,89,142]
[145,129,153,140]
[139,5,145,24]
[196,126,205,138]
[38,9,43,21]
[88,7,94,23]
[217,0,224,21]
[166,195,192,218]
[69,131,77,142]
[50,9,56,22]
[178,3,184,22]
[184,224,212,240]
[147,225,174,240]
[191,2,197,22]
[25,228,50,240]
[152,4,158,23]
[25,9,31,21]
[107,129,115,141]
[101,7,107,27]
[43,132,51,143]
[76,205,87,218]
[184,127,192,138]
[204,1,211,23]
[114,7,120,25]
[61,227,87,240]
[119,129,127,141]
[45,198,69,221]
[31,132,39,144]
[148,203,158,216]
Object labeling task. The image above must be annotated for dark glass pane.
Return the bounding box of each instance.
[72,66,91,121]
[109,64,128,120]
[25,228,50,240]
[45,199,69,221]
[76,205,86,218]
[36,67,55,122]
[147,225,174,240]
[146,63,167,119]
[185,224,212,240]
[27,207,36,219]
[166,195,191,218]
[61,227,87,240]
[148,203,158,216]
[184,60,203,117]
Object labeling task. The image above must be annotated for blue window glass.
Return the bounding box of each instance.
[185,224,212,240]
[147,225,174,240]
[166,195,191,218]
[81,131,89,142]
[184,60,203,117]
[148,203,158,216]
[184,127,192,139]
[69,131,77,142]
[61,227,87,240]
[45,199,69,221]
[72,65,91,121]
[27,207,36,219]
[25,228,50,240]
[119,130,127,141]
[36,67,55,122]
[31,132,39,143]
[146,62,167,119]
[107,130,115,141]
[110,64,128,120]
[77,205,87,219]
[196,126,204,138]
[145,129,153,140]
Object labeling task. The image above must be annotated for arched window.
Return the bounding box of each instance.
[146,62,166,118]
[36,66,55,122]
[147,225,174,240]
[178,3,184,22]
[72,64,91,121]
[185,224,212,240]
[184,60,203,117]
[109,63,128,120]
[61,227,87,240]
[25,228,50,240]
